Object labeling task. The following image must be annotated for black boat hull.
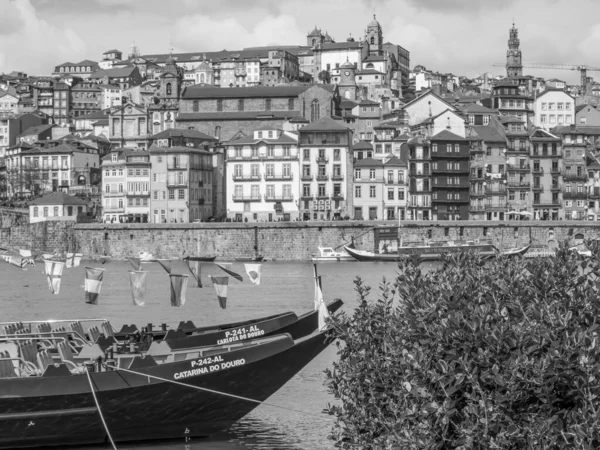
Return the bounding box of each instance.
[0,332,331,449]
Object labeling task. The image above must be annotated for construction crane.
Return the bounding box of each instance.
[492,63,600,95]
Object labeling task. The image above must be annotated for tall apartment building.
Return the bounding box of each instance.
[101,150,128,222]
[557,129,589,220]
[502,117,531,216]
[298,117,353,220]
[225,128,300,221]
[149,146,215,223]
[407,137,431,220]
[529,129,562,220]
[430,130,470,220]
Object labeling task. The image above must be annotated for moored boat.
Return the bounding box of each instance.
[480,244,531,260]
[183,255,217,262]
[0,330,332,449]
[234,255,264,262]
[345,239,498,262]
[311,246,355,262]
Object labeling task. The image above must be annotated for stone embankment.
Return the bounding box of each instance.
[1,215,598,261]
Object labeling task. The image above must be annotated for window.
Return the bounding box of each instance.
[53,206,59,216]
[105,184,110,193]
[540,115,547,124]
[370,186,376,198]
[303,149,310,160]
[216,99,223,111]
[192,100,199,112]
[541,102,547,111]
[354,168,361,180]
[557,103,564,111]
[318,184,326,197]
[398,189,404,200]
[178,189,185,200]
[369,169,376,180]
[43,207,48,217]
[355,185,361,198]
[483,115,490,125]
[284,146,291,157]
[387,189,394,200]
[303,184,311,197]
[265,99,271,111]
[454,144,460,153]
[238,99,244,111]
[432,144,438,152]
[33,207,38,217]
[169,189,175,200]
[310,99,320,122]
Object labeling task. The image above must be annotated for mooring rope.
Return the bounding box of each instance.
[85,367,118,450]
[106,363,334,421]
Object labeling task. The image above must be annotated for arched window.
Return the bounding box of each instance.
[53,206,59,216]
[193,100,199,112]
[312,38,316,46]
[215,126,221,139]
[166,83,172,95]
[344,90,350,99]
[200,73,205,83]
[370,37,375,45]
[43,207,48,217]
[310,99,320,122]
[366,63,374,69]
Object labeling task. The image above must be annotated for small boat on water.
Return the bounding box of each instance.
[480,244,531,260]
[183,255,217,262]
[234,255,264,262]
[344,239,498,262]
[0,329,332,449]
[311,246,355,262]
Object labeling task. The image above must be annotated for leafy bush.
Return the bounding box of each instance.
[325,242,600,449]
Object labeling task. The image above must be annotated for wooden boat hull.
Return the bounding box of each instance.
[0,331,331,449]
[142,298,344,351]
[344,244,497,262]
[234,255,264,262]
[183,256,217,262]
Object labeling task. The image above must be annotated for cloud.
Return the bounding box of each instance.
[172,14,305,52]
[385,0,517,13]
[0,0,85,74]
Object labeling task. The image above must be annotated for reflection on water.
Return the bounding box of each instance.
[0,259,417,450]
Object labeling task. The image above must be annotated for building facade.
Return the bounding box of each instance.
[535,89,575,130]
[407,137,431,220]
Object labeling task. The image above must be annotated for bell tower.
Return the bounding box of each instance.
[365,15,383,56]
[338,59,358,101]
[506,22,523,78]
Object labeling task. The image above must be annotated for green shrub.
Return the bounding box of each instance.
[325,242,600,449]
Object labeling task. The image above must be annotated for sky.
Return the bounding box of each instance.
[2,0,600,85]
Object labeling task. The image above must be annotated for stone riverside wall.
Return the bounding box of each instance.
[73,222,380,261]
[0,221,76,254]
[398,221,600,250]
[3,219,600,260]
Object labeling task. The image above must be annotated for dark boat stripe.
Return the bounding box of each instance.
[0,407,97,420]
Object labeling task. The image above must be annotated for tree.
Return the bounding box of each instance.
[318,70,331,84]
[325,242,600,449]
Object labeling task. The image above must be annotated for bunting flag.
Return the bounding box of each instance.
[128,270,148,306]
[18,249,32,258]
[313,264,319,310]
[65,253,75,269]
[215,263,243,282]
[157,259,172,274]
[244,264,262,286]
[73,253,83,267]
[44,260,65,295]
[315,275,330,331]
[169,274,189,307]
[84,267,105,305]
[4,255,27,269]
[185,259,203,288]
[127,257,142,271]
[210,276,229,309]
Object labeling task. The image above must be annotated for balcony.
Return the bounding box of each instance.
[232,174,262,182]
[485,205,507,212]
[316,193,331,200]
[167,162,188,170]
[316,174,329,182]
[531,167,544,175]
[484,187,507,195]
[563,191,587,200]
[533,201,561,207]
[562,172,588,181]
[300,194,314,200]
[409,187,432,194]
[167,179,188,187]
[507,164,530,172]
[385,178,406,185]
[532,185,543,192]
[469,205,486,212]
[531,151,560,159]
[551,184,562,191]
[507,182,530,189]
[434,197,469,204]
[507,146,529,154]
[232,194,262,202]
[300,174,313,181]
[551,167,561,174]
[316,157,329,164]
[103,207,125,213]
[332,174,344,181]
[264,173,293,181]
[126,191,150,196]
[264,194,294,202]
[103,191,125,197]
[332,193,344,201]
[409,170,430,176]
[470,191,486,197]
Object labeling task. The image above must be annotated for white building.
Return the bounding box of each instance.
[402,90,458,127]
[535,89,575,130]
[100,85,123,110]
[225,128,300,221]
[29,192,88,223]
[245,59,261,86]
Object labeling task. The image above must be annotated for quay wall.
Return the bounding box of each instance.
[2,218,600,260]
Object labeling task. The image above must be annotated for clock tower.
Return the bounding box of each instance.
[506,22,523,78]
[338,59,358,101]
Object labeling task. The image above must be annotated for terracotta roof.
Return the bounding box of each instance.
[55,60,98,68]
[576,104,594,113]
[354,157,383,167]
[288,115,309,123]
[357,99,380,106]
[459,103,497,114]
[339,99,359,109]
[148,145,213,155]
[299,117,351,132]
[384,155,406,167]
[17,124,55,138]
[148,128,218,141]
[28,143,92,154]
[430,129,466,141]
[401,89,457,112]
[183,85,311,99]
[469,125,506,143]
[321,42,363,50]
[353,140,373,150]
[177,111,300,121]
[224,132,298,145]
[90,66,138,79]
[357,69,384,76]
[552,126,600,136]
[363,55,386,62]
[103,49,122,54]
[30,192,87,206]
[81,108,111,120]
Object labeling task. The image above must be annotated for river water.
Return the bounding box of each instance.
[0,260,414,450]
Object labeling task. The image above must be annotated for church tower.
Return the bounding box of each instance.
[506,22,523,78]
[338,59,358,101]
[365,15,383,56]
